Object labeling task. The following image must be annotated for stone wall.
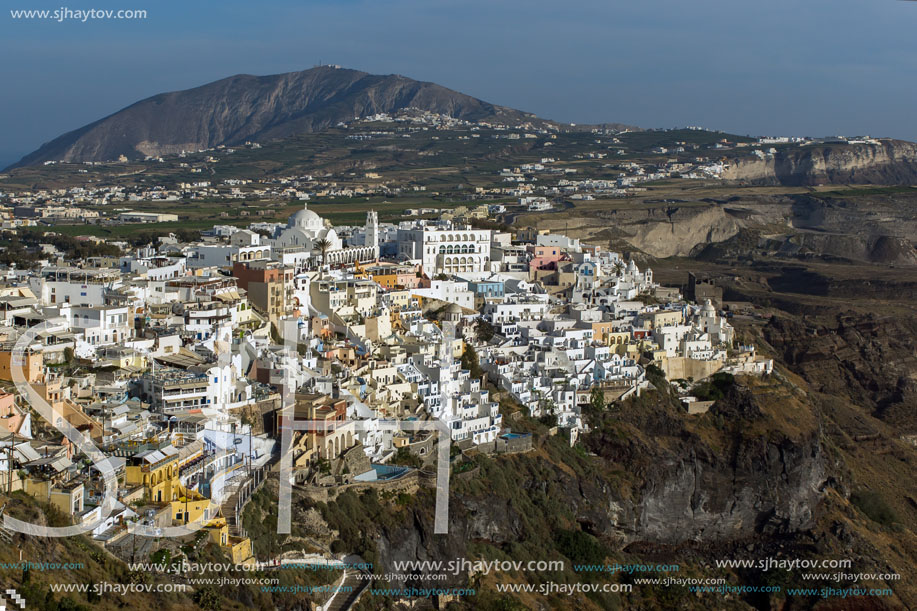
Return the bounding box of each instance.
[335,443,372,480]
[660,356,723,382]
[296,470,421,503]
[229,393,282,436]
[495,434,533,454]
[403,434,434,459]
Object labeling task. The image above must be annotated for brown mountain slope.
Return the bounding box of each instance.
[10,66,545,167]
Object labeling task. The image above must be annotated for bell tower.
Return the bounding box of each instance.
[365,210,379,259]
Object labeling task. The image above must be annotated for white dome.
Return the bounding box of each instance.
[288,204,324,231]
[317,227,338,242]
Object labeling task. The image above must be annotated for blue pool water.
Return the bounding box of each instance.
[372,464,409,480]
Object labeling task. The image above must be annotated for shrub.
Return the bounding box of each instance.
[693,372,736,402]
[554,528,606,565]
[645,364,666,387]
[851,490,898,526]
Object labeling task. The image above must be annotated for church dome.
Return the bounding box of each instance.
[288,204,324,231]
[313,226,338,245]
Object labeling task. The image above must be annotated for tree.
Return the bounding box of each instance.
[474,318,496,342]
[643,363,668,391]
[192,585,222,611]
[613,261,625,277]
[589,386,605,413]
[314,238,332,276]
[461,344,483,379]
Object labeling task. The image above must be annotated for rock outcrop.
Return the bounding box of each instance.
[366,381,826,589]
[721,140,917,185]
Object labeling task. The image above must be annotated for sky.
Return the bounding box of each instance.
[1,0,916,168]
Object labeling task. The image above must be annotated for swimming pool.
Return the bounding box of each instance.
[372,463,410,480]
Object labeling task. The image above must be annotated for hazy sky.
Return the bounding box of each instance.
[2,0,916,168]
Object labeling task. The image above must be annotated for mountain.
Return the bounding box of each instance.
[9,66,549,168]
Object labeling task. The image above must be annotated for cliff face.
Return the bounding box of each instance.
[11,67,539,167]
[722,140,917,185]
[367,381,826,588]
[591,385,825,545]
[533,190,917,265]
[635,430,823,543]
[764,312,917,430]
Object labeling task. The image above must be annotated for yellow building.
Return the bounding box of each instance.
[207,519,254,565]
[590,323,630,347]
[644,310,684,329]
[386,289,415,310]
[125,446,184,504]
[0,345,43,383]
[369,272,399,290]
[126,444,254,565]
[22,477,84,517]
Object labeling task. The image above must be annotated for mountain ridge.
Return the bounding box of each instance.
[9,66,566,168]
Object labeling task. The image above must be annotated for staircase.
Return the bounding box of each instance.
[220,485,246,538]
[324,555,370,611]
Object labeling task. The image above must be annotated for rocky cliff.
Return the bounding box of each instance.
[763,312,917,431]
[721,140,917,185]
[355,377,828,590]
[531,190,917,265]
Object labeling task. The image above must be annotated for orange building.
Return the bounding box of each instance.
[0,345,43,383]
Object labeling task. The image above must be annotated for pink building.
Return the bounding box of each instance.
[0,391,30,437]
[529,245,565,271]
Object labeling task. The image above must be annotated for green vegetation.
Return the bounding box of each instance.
[318,488,413,563]
[817,185,917,198]
[850,490,898,527]
[644,363,666,388]
[391,446,423,469]
[0,230,121,265]
[554,529,607,565]
[617,128,755,151]
[241,486,293,558]
[589,386,606,414]
[692,372,736,402]
[474,318,496,342]
[461,343,484,378]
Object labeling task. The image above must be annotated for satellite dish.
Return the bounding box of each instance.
[171,302,185,315]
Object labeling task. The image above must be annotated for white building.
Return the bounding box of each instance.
[29,267,122,307]
[396,222,492,277]
[187,244,272,269]
[69,305,131,347]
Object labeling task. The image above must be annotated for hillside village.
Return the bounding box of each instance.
[3,113,875,226]
[0,199,773,568]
